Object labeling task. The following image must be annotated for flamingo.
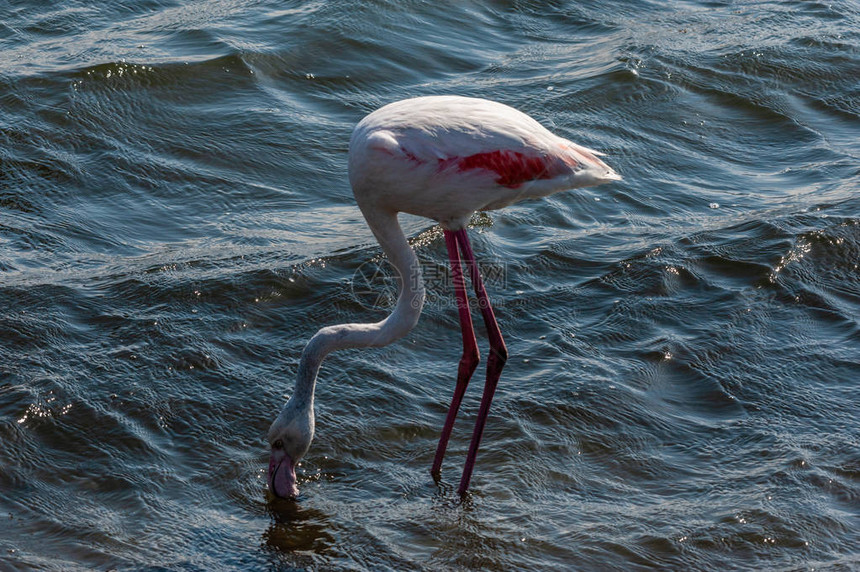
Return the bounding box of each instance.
[267,95,620,499]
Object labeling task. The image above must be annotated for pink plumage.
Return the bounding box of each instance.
[349,95,620,229]
[267,96,620,499]
[447,149,557,188]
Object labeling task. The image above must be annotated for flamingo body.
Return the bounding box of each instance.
[268,96,620,499]
[349,96,620,229]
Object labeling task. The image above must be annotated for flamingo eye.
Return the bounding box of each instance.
[273,439,283,450]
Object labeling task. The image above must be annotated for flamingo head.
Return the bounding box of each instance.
[266,397,314,499]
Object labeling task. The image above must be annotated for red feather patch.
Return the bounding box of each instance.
[447,150,563,188]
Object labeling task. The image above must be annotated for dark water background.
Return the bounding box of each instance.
[2,1,859,570]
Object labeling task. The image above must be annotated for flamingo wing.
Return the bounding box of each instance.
[356,96,616,191]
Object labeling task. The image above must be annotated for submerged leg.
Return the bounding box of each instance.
[432,230,480,476]
[455,228,508,495]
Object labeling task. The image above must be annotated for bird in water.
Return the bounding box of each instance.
[267,95,621,499]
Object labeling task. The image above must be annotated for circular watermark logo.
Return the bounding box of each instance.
[350,258,399,310]
[349,257,512,311]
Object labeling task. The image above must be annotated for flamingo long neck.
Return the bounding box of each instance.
[291,209,425,407]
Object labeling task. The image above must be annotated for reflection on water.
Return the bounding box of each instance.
[264,502,335,554]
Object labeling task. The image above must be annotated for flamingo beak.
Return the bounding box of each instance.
[268,450,298,499]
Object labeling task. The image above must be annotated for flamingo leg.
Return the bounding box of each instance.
[432,230,481,476]
[454,228,508,495]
